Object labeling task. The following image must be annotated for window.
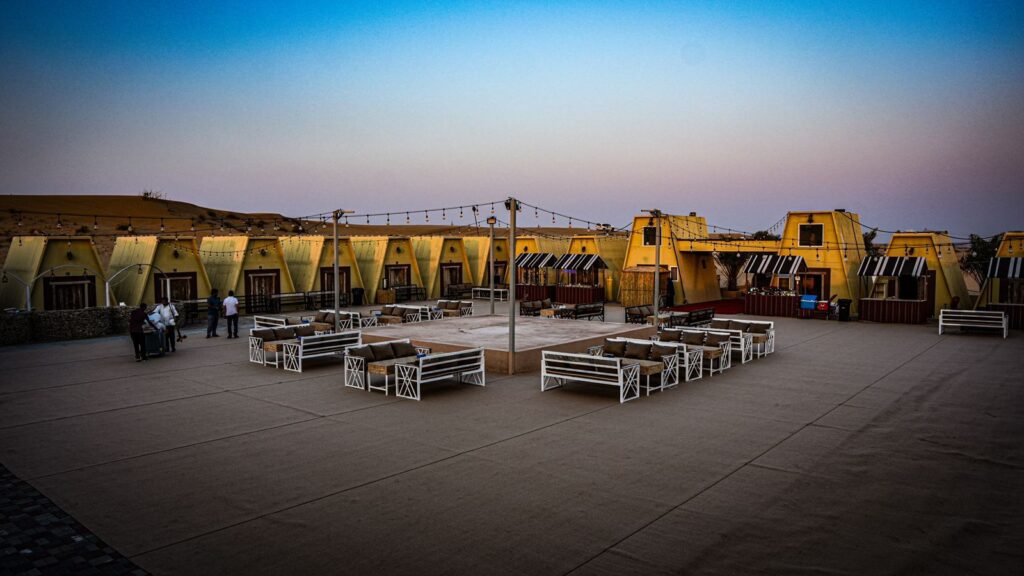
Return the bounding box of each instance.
[642,226,658,246]
[799,224,824,247]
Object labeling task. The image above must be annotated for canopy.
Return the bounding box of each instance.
[986,257,1024,279]
[744,254,806,276]
[857,256,928,277]
[552,253,607,271]
[514,252,557,269]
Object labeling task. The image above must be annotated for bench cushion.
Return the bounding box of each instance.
[706,333,730,346]
[370,343,395,361]
[348,346,375,362]
[682,332,705,346]
[659,330,681,342]
[251,328,276,341]
[649,344,676,361]
[749,322,770,334]
[541,298,552,308]
[624,342,652,360]
[446,301,460,310]
[314,311,329,323]
[603,339,627,357]
[294,324,316,338]
[729,320,751,332]
[391,341,418,358]
[710,319,731,330]
[273,327,296,340]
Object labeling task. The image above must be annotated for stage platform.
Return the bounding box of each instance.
[361,315,655,374]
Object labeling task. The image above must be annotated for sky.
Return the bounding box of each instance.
[2,1,1023,236]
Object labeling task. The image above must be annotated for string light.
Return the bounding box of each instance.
[93,216,98,231]
[386,213,391,226]
[160,218,165,233]
[128,217,134,233]
[56,214,63,229]
[190,219,195,232]
[406,213,411,224]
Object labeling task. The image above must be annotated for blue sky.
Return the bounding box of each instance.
[2,1,1022,234]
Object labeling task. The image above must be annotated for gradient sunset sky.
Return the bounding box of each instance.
[2,1,1022,235]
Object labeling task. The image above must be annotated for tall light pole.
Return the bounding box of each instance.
[486,215,497,315]
[332,209,353,333]
[643,209,663,323]
[506,197,518,375]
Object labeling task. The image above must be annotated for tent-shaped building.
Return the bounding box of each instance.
[464,235,510,287]
[1,236,107,311]
[856,232,969,323]
[620,214,721,307]
[199,236,295,313]
[281,235,365,307]
[351,237,424,304]
[107,236,211,307]
[975,231,1024,328]
[411,237,473,299]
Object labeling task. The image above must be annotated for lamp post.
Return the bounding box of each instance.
[643,209,663,323]
[486,216,497,315]
[506,197,518,375]
[332,209,353,333]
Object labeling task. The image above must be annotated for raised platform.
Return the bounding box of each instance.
[361,315,655,374]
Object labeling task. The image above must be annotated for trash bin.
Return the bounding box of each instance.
[837,299,852,322]
[351,288,365,306]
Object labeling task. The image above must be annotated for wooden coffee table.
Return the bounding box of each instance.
[262,339,297,368]
[366,357,419,395]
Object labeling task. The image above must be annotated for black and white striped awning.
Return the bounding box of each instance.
[857,256,928,277]
[514,252,557,268]
[552,253,607,271]
[986,257,1024,279]
[743,254,806,276]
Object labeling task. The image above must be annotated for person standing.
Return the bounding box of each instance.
[154,297,179,352]
[129,303,157,361]
[222,290,240,338]
[206,288,222,338]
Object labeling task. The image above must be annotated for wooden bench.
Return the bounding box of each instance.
[393,348,486,401]
[542,351,641,403]
[282,331,362,373]
[939,310,1008,339]
[344,339,432,394]
[710,318,776,356]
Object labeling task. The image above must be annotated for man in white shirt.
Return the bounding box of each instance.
[154,297,179,352]
[222,290,240,338]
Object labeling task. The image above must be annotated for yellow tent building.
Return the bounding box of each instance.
[512,235,569,300]
[561,235,629,302]
[281,235,365,306]
[464,235,510,287]
[620,214,721,307]
[411,237,473,299]
[199,236,295,312]
[107,236,211,307]
[351,237,424,304]
[974,231,1024,328]
[1,236,107,311]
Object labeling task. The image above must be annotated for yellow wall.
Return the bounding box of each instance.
[281,236,364,292]
[882,233,969,315]
[975,231,1024,307]
[621,215,722,305]
[352,237,423,304]
[464,236,510,285]
[566,235,628,301]
[412,237,472,299]
[200,236,295,297]
[108,237,211,306]
[777,211,866,310]
[1,237,106,310]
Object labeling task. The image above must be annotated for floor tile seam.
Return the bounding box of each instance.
[559,334,949,576]
[127,400,622,558]
[25,415,322,482]
[0,389,231,432]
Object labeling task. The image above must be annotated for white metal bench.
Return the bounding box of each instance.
[394,348,486,401]
[252,315,288,329]
[472,287,509,301]
[542,351,641,403]
[282,331,362,372]
[317,309,372,328]
[711,318,776,356]
[343,339,432,394]
[436,300,474,317]
[663,326,753,364]
[587,337,703,392]
[939,310,1007,339]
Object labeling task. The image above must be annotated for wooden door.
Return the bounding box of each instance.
[319,266,350,307]
[43,275,95,310]
[440,264,462,296]
[244,269,280,313]
[154,273,198,303]
[385,265,410,288]
[924,270,936,316]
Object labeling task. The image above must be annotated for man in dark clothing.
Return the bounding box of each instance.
[206,288,222,338]
[129,303,157,361]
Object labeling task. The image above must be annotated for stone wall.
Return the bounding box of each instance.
[0,307,134,346]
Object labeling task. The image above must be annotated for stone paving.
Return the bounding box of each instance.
[0,311,1021,575]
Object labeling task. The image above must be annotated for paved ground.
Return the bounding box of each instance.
[0,313,1021,575]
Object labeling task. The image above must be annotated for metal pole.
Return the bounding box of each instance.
[489,220,496,315]
[654,213,660,320]
[26,285,32,311]
[508,197,517,375]
[105,280,111,308]
[333,210,341,333]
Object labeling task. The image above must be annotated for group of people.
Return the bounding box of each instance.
[127,288,241,361]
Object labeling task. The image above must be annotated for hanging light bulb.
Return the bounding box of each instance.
[344,215,349,227]
[568,218,572,229]
[490,203,495,215]
[406,213,411,224]
[386,213,391,226]
[190,218,195,232]
[459,207,464,219]
[442,208,446,220]
[137,264,143,275]
[425,211,430,223]
[552,213,556,224]
[366,214,370,225]
[160,218,165,233]
[273,219,279,231]
[128,217,134,233]
[56,214,63,229]
[93,216,98,231]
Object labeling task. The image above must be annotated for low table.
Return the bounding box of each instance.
[262,339,297,368]
[540,308,558,318]
[620,358,666,395]
[366,357,419,395]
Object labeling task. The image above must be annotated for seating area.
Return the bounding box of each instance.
[520,298,553,317]
[938,309,1008,338]
[249,324,358,369]
[444,283,474,298]
[435,300,474,317]
[554,302,605,321]
[283,331,363,373]
[588,337,703,392]
[656,328,733,376]
[394,348,487,400]
[708,317,776,356]
[344,339,433,394]
[541,351,642,403]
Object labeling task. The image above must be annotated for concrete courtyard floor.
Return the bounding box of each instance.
[0,314,1022,575]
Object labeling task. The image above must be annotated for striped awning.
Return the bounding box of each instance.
[514,252,557,268]
[857,256,928,277]
[552,253,607,271]
[743,254,806,276]
[986,257,1024,279]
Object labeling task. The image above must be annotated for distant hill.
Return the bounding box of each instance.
[0,195,602,266]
